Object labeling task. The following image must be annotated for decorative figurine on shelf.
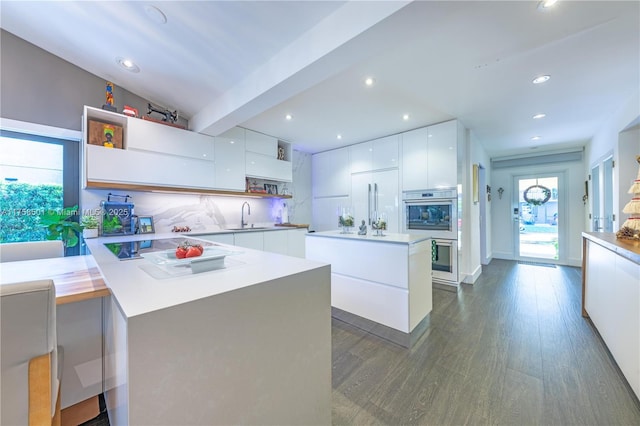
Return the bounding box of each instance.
[147,102,178,123]
[617,155,640,239]
[103,124,115,148]
[358,220,367,235]
[102,81,117,112]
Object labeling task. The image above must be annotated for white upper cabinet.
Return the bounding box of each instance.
[350,135,399,174]
[86,144,216,189]
[312,147,350,197]
[372,135,399,171]
[214,127,246,191]
[244,128,292,182]
[245,129,278,156]
[127,117,215,161]
[401,127,429,191]
[350,141,373,173]
[426,120,458,189]
[401,120,458,190]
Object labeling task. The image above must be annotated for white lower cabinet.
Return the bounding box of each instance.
[233,231,264,251]
[584,239,640,399]
[195,233,235,245]
[287,228,307,258]
[264,230,288,255]
[57,298,103,409]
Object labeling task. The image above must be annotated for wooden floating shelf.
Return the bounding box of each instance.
[85,181,293,199]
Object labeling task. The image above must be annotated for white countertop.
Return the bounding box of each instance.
[85,233,326,319]
[306,230,431,245]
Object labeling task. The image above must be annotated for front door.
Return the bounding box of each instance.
[514,174,562,261]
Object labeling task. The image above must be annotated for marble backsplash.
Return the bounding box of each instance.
[80,150,313,233]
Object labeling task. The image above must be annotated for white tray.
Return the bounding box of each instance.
[140,246,241,273]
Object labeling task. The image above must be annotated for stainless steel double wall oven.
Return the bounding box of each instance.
[402,189,458,285]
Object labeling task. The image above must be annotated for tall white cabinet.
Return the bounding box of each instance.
[351,170,399,232]
[311,148,351,232]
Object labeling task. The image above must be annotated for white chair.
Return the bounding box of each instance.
[0,241,64,263]
[1,279,62,425]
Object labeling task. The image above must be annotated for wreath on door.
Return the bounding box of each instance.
[523,184,551,206]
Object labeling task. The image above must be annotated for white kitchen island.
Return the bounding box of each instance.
[85,233,331,426]
[305,230,432,348]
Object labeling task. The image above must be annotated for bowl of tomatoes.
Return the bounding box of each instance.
[175,242,204,259]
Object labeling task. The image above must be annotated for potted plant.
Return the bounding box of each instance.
[39,205,84,251]
[81,214,99,239]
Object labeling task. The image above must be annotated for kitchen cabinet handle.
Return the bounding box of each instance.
[374,183,378,216]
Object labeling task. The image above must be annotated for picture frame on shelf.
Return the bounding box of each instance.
[264,184,278,195]
[138,216,155,234]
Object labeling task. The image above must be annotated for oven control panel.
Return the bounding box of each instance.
[402,189,456,200]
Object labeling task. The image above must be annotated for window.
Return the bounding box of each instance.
[0,129,80,253]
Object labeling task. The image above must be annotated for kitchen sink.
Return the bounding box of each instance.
[226,226,270,231]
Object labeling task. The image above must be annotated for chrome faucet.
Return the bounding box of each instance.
[241,202,251,228]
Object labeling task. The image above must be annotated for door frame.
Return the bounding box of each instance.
[513,171,566,263]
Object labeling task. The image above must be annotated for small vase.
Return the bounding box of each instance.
[338,206,354,234]
[83,228,98,239]
[372,212,387,237]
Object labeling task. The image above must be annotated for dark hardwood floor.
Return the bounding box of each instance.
[332,259,640,425]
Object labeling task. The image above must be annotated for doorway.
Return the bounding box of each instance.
[591,155,615,232]
[514,174,561,261]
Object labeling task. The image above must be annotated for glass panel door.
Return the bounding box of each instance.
[515,175,560,261]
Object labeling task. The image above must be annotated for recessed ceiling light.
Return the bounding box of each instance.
[402,114,410,121]
[538,0,558,11]
[116,57,140,73]
[364,77,375,86]
[145,5,167,24]
[533,113,546,119]
[285,114,292,121]
[531,136,541,141]
[337,134,342,140]
[532,75,550,84]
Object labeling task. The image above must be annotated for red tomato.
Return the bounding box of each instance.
[194,244,204,255]
[175,247,187,259]
[185,246,202,258]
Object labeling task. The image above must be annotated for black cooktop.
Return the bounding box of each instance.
[104,238,213,260]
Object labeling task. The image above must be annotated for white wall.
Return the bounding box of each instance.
[490,156,585,267]
[458,128,491,283]
[587,92,640,231]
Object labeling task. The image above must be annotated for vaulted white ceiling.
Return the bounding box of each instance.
[1,1,638,157]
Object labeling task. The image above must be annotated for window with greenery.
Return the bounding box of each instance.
[0,130,80,253]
